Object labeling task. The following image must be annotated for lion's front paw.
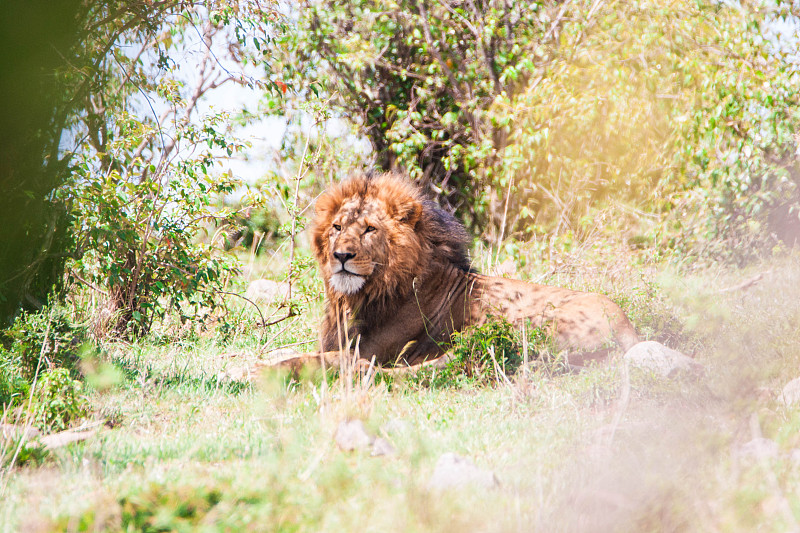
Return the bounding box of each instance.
[354,358,376,372]
[217,362,265,383]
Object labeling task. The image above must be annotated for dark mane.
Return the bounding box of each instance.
[315,171,473,273]
[418,199,472,271]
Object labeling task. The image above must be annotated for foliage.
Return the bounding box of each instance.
[0,306,89,432]
[2,307,86,380]
[0,436,50,469]
[668,4,800,261]
[611,276,693,350]
[67,119,244,336]
[31,368,89,432]
[497,0,800,262]
[118,483,226,531]
[277,0,800,262]
[223,204,286,252]
[0,0,89,326]
[447,318,524,384]
[49,479,307,532]
[275,0,547,229]
[60,1,282,337]
[410,318,555,388]
[0,357,29,410]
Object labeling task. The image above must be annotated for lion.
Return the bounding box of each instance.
[256,172,639,374]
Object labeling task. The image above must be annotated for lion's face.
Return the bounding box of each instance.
[312,174,425,299]
[325,199,385,295]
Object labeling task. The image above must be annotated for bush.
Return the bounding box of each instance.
[31,367,88,432]
[0,356,30,409]
[2,306,86,380]
[409,318,556,388]
[1,306,90,431]
[49,482,239,532]
[275,0,546,229]
[447,319,524,384]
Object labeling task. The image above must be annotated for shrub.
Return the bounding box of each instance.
[410,318,555,388]
[1,306,90,431]
[277,0,800,262]
[0,356,29,408]
[31,367,89,432]
[2,306,86,380]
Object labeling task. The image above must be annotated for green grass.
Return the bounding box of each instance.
[4,253,800,531]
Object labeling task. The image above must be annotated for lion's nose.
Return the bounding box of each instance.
[333,251,356,264]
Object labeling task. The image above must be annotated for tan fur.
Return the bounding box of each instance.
[274,172,638,372]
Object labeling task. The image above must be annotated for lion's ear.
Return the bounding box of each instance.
[395,199,422,227]
[315,193,340,222]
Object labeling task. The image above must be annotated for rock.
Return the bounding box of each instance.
[334,420,373,452]
[428,453,499,490]
[789,449,800,465]
[334,419,399,456]
[738,438,779,459]
[781,377,800,406]
[371,437,396,457]
[244,279,290,304]
[382,418,410,435]
[623,341,701,378]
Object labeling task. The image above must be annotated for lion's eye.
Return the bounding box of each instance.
[332,224,341,231]
[365,225,376,233]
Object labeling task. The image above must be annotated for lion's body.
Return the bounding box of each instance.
[280,172,638,371]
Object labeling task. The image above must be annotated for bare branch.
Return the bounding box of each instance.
[68,269,109,296]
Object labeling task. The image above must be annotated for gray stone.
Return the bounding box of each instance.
[334,419,373,452]
[739,438,779,459]
[623,341,700,377]
[781,377,800,406]
[371,437,396,457]
[428,453,499,490]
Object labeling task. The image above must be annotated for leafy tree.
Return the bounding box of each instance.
[60,1,280,336]
[0,1,264,330]
[276,0,800,261]
[496,1,800,262]
[274,0,546,228]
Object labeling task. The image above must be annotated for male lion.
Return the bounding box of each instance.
[260,172,638,373]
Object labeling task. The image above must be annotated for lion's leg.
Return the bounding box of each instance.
[222,350,352,382]
[272,350,349,371]
[370,352,453,376]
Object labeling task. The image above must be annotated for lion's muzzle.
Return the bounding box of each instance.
[329,250,371,295]
[333,251,356,265]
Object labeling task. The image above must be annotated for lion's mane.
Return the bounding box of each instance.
[311,172,471,349]
[312,173,470,296]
